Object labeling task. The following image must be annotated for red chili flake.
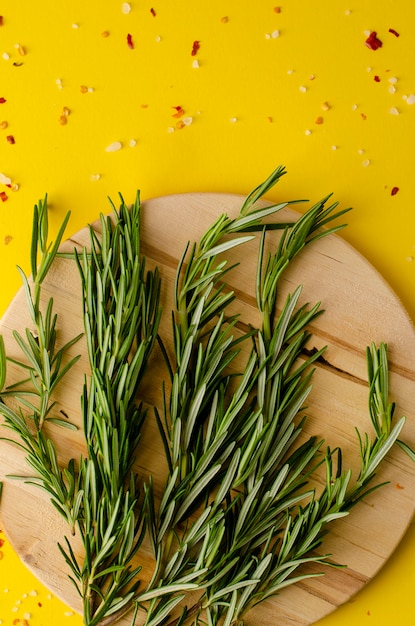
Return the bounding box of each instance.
[396,482,404,489]
[0,538,4,547]
[127,33,134,49]
[6,134,15,144]
[0,191,8,202]
[172,105,185,118]
[0,98,6,104]
[150,7,156,16]
[389,28,400,37]
[274,6,281,13]
[191,40,201,56]
[374,75,381,82]
[0,16,3,26]
[391,186,399,195]
[365,31,383,50]
[360,113,367,120]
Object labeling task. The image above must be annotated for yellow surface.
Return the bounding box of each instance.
[0,1,414,625]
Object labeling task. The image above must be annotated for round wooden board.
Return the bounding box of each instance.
[1,192,415,626]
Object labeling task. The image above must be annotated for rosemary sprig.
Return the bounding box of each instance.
[0,196,83,531]
[59,192,162,626]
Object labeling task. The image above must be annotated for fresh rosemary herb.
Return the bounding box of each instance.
[0,196,83,532]
[60,192,162,626]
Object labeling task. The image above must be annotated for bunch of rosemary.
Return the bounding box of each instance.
[0,167,408,626]
[137,168,405,626]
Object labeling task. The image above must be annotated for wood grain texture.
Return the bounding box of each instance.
[0,193,415,626]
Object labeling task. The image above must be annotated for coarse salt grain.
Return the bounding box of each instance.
[167,126,175,133]
[271,30,280,39]
[389,85,396,94]
[105,141,122,152]
[352,104,358,110]
[64,611,74,617]
[407,94,415,104]
[90,174,101,181]
[182,116,193,126]
[362,159,371,167]
[389,107,400,115]
[122,2,131,14]
[72,23,79,29]
[2,53,9,60]
[230,117,238,123]
[305,129,311,135]
[331,145,338,150]
[129,139,137,147]
[192,59,199,68]
[155,35,161,42]
[23,613,31,620]
[299,85,307,93]
[389,76,398,84]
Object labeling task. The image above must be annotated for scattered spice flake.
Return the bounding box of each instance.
[172,105,185,118]
[389,28,400,37]
[391,186,400,195]
[374,75,380,82]
[0,191,8,202]
[16,44,25,56]
[0,98,6,104]
[191,40,201,56]
[6,134,15,144]
[365,31,383,50]
[0,121,7,129]
[315,116,323,124]
[360,112,367,120]
[127,33,134,49]
[105,141,122,152]
[175,120,185,129]
[0,16,3,26]
[267,116,273,123]
[122,2,131,14]
[150,7,156,16]
[59,115,68,125]
[80,85,88,93]
[4,235,12,245]
[321,101,331,111]
[101,30,110,37]
[220,16,229,23]
[274,6,281,13]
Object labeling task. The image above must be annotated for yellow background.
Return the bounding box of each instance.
[0,1,415,624]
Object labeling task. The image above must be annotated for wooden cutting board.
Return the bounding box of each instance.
[1,192,415,626]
